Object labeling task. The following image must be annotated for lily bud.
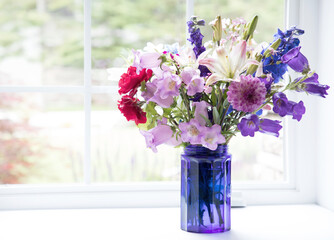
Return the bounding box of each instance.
[210,15,222,43]
[243,15,258,41]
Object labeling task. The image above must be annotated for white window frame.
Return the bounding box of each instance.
[0,0,319,210]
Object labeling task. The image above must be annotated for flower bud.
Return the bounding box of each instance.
[243,15,258,41]
[210,15,222,43]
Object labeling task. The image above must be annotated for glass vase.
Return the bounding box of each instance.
[181,144,231,233]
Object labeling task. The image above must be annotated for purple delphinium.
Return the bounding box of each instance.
[262,27,304,82]
[140,125,174,153]
[259,119,282,137]
[187,17,210,77]
[179,119,203,145]
[281,46,310,73]
[200,124,226,151]
[237,114,260,137]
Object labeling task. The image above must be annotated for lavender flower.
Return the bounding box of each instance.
[200,124,226,150]
[281,46,310,73]
[140,125,174,153]
[237,114,260,137]
[179,119,203,145]
[155,71,181,99]
[180,67,199,85]
[186,76,205,96]
[192,101,210,126]
[142,81,174,108]
[227,75,267,113]
[132,50,162,73]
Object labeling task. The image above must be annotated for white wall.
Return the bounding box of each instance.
[316,0,334,211]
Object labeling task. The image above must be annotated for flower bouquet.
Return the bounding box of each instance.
[116,15,329,233]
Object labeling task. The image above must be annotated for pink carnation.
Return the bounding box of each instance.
[227,75,266,113]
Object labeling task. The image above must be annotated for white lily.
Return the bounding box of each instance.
[199,40,258,85]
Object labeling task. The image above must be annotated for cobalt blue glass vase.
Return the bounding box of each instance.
[181,145,231,233]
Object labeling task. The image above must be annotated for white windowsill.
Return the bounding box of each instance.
[1,204,333,240]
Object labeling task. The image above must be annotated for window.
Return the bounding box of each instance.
[0,0,317,209]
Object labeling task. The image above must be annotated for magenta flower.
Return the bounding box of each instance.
[186,76,205,96]
[200,124,226,150]
[192,101,210,126]
[140,125,174,153]
[227,75,267,112]
[141,81,174,108]
[156,71,181,99]
[179,119,203,145]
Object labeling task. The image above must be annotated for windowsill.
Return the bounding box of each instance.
[1,204,333,240]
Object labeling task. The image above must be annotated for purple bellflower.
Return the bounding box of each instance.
[287,100,305,121]
[295,73,330,98]
[259,119,282,137]
[281,46,310,73]
[272,92,290,117]
[272,92,306,121]
[237,114,260,137]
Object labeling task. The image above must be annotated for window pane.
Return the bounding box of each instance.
[91,0,186,85]
[0,1,83,86]
[0,93,84,184]
[91,93,182,182]
[230,115,284,182]
[194,0,284,43]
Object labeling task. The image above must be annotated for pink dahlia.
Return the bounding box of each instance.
[227,75,267,112]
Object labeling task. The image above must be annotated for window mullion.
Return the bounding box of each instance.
[84,0,92,184]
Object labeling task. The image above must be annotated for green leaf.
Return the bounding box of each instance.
[145,102,158,115]
[200,114,212,127]
[213,107,220,125]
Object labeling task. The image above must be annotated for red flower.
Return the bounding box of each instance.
[118,66,153,96]
[118,95,147,125]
